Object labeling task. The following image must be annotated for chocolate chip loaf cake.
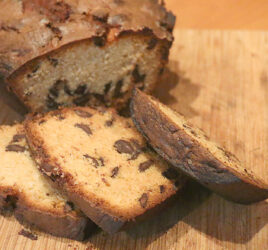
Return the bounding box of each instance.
[0,0,174,112]
[0,124,94,240]
[131,89,268,204]
[24,107,186,233]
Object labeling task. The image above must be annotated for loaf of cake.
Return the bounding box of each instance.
[24,107,186,233]
[131,89,268,204]
[0,124,94,240]
[0,0,175,112]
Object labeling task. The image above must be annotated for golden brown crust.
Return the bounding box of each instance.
[24,107,185,233]
[0,0,174,79]
[130,89,268,204]
[0,124,95,240]
[0,186,92,240]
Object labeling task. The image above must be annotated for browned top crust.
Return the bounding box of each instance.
[130,89,268,204]
[0,0,175,78]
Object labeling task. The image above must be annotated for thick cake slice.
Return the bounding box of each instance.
[0,0,174,112]
[24,107,185,233]
[0,124,94,240]
[131,89,268,204]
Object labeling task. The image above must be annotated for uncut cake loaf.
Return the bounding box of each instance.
[0,124,94,240]
[24,107,186,233]
[131,89,268,204]
[0,0,175,112]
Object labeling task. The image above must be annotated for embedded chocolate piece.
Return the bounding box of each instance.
[5,144,26,153]
[75,123,92,135]
[139,193,148,208]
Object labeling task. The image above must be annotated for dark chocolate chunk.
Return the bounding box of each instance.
[104,81,112,94]
[114,140,134,155]
[99,157,105,166]
[12,134,25,143]
[73,94,90,106]
[41,163,54,172]
[5,144,26,153]
[113,79,124,98]
[75,124,92,135]
[93,36,106,47]
[84,154,99,167]
[18,229,38,241]
[160,185,166,193]
[74,84,87,95]
[162,168,179,180]
[161,46,169,60]
[92,9,109,23]
[32,64,40,73]
[139,193,148,208]
[64,83,73,96]
[46,96,59,109]
[139,160,154,172]
[111,167,119,178]
[48,57,58,67]
[64,201,75,212]
[74,109,92,118]
[147,38,158,50]
[93,93,105,103]
[105,118,114,127]
[132,65,146,83]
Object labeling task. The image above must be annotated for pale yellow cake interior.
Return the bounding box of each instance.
[29,108,182,218]
[0,125,67,212]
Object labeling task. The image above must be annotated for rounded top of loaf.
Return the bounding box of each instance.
[0,0,175,78]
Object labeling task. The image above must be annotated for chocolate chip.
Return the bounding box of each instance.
[99,157,104,166]
[114,140,134,155]
[113,79,123,98]
[111,167,119,178]
[64,83,73,96]
[74,109,92,118]
[74,84,87,95]
[92,9,109,22]
[18,229,38,241]
[132,65,146,83]
[48,57,58,67]
[5,144,26,152]
[46,95,59,109]
[75,124,92,135]
[160,185,165,193]
[84,154,99,167]
[139,160,154,172]
[105,118,114,127]
[93,93,105,103]
[147,38,158,50]
[41,163,54,172]
[73,95,90,106]
[32,64,40,73]
[102,178,110,186]
[93,36,106,47]
[64,201,74,212]
[104,81,112,94]
[162,168,178,180]
[12,134,25,143]
[139,193,148,208]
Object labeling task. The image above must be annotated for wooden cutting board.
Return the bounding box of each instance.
[0,29,267,250]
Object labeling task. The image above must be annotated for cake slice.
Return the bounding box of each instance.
[0,124,94,240]
[1,0,174,112]
[131,88,268,204]
[24,107,186,233]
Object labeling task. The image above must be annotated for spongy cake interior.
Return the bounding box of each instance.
[0,125,67,214]
[26,108,183,219]
[11,33,165,111]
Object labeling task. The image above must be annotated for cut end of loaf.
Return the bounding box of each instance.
[131,88,268,204]
[9,32,169,112]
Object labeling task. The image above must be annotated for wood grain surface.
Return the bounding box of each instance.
[0,29,267,250]
[167,0,268,29]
